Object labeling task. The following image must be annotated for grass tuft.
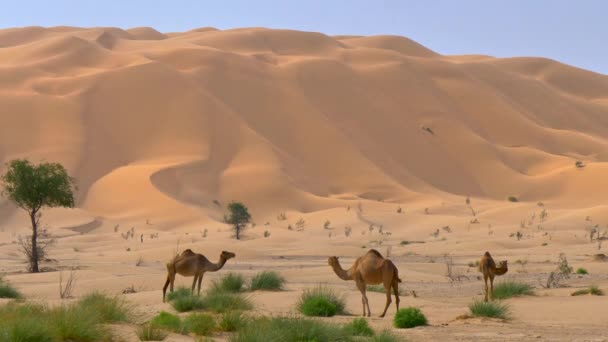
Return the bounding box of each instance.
[166,287,192,301]
[0,280,22,299]
[212,273,246,293]
[492,281,534,299]
[229,316,350,342]
[297,286,347,317]
[372,329,401,342]
[343,317,374,336]
[184,313,216,336]
[576,268,588,275]
[249,271,285,291]
[138,324,168,341]
[203,290,252,313]
[150,311,183,333]
[469,300,510,319]
[571,285,604,296]
[77,292,130,323]
[393,307,427,329]
[218,311,248,332]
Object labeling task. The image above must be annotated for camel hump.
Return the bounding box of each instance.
[484,251,491,257]
[367,249,384,258]
[182,249,194,255]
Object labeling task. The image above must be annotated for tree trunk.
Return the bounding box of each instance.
[235,224,240,240]
[30,211,39,273]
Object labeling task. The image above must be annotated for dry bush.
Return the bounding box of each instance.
[542,253,573,288]
[296,218,306,230]
[18,229,56,272]
[444,254,467,281]
[59,269,78,299]
[277,213,287,221]
[264,230,271,238]
[136,256,144,267]
[344,226,352,237]
[323,220,331,230]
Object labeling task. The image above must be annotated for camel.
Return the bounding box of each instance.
[162,249,235,302]
[479,251,508,302]
[328,249,402,317]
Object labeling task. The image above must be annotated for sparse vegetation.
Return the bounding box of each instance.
[138,324,168,341]
[229,316,350,342]
[183,313,216,336]
[204,289,253,313]
[400,240,409,245]
[0,277,22,299]
[576,267,588,275]
[492,281,534,299]
[393,307,428,328]
[507,196,519,202]
[571,285,603,296]
[575,161,586,168]
[78,292,130,323]
[218,311,248,332]
[169,288,206,312]
[324,220,331,229]
[59,269,78,299]
[212,272,246,293]
[469,300,510,319]
[249,271,285,291]
[343,317,374,336]
[297,286,347,317]
[151,311,183,333]
[371,330,401,342]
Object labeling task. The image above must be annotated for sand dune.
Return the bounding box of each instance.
[1,26,608,341]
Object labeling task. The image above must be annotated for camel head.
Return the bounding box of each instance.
[221,250,236,261]
[496,260,508,275]
[328,256,339,267]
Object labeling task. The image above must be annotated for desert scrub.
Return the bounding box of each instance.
[218,311,248,332]
[576,268,588,275]
[150,311,184,333]
[183,313,216,336]
[138,324,168,341]
[297,286,347,317]
[0,278,22,299]
[249,271,285,291]
[77,292,130,323]
[213,272,246,293]
[571,285,603,296]
[343,317,374,336]
[203,289,253,313]
[372,330,401,342]
[229,316,350,342]
[507,196,519,202]
[393,307,427,328]
[171,292,206,312]
[492,281,534,299]
[469,300,510,319]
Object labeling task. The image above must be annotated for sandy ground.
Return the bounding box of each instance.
[1,26,608,341]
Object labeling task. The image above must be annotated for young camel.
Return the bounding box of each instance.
[479,251,508,302]
[162,249,235,302]
[328,249,402,317]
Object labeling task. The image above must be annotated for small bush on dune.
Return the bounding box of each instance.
[0,303,53,342]
[0,279,22,299]
[576,268,588,275]
[170,292,207,312]
[343,317,374,336]
[51,304,110,342]
[492,281,535,299]
[469,300,510,319]
[229,316,350,342]
[219,311,248,332]
[150,311,183,333]
[183,313,216,336]
[393,307,427,328]
[213,272,246,293]
[249,271,285,291]
[138,324,168,341]
[372,330,401,342]
[571,285,604,296]
[297,286,346,317]
[77,292,130,323]
[166,287,192,301]
[203,290,252,313]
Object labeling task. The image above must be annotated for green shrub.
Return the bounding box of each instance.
[249,271,285,291]
[297,286,346,317]
[492,281,534,299]
[343,317,374,336]
[507,196,519,202]
[0,280,22,299]
[166,287,192,301]
[219,311,248,332]
[151,311,183,333]
[571,285,604,296]
[372,330,401,342]
[77,292,130,323]
[138,324,168,341]
[171,293,207,312]
[400,240,409,245]
[576,268,588,275]
[50,304,110,341]
[394,307,427,328]
[213,273,246,293]
[184,313,216,336]
[469,300,510,319]
[203,290,252,313]
[230,316,350,342]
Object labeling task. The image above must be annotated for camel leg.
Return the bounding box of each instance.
[489,275,495,301]
[169,273,176,293]
[191,274,198,294]
[379,281,392,318]
[197,272,204,296]
[162,274,171,303]
[356,279,369,317]
[393,279,400,312]
[483,274,489,302]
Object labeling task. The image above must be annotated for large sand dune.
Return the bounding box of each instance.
[1,27,608,341]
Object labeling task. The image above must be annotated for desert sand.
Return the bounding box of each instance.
[1,26,608,341]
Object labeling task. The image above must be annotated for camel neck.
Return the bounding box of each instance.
[209,257,227,272]
[331,261,354,281]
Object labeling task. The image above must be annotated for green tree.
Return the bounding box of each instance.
[225,201,251,240]
[1,159,76,272]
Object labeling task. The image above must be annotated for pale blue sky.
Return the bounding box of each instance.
[1,0,605,74]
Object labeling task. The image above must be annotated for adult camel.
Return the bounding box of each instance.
[162,249,235,302]
[479,251,508,302]
[328,249,402,317]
